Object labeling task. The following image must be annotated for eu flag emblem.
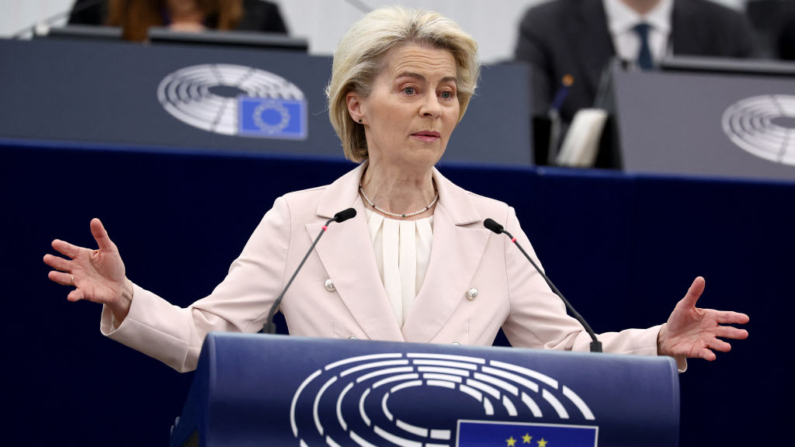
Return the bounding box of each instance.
[457,420,598,446]
[238,97,307,140]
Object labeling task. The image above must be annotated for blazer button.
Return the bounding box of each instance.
[452,342,461,346]
[466,288,478,301]
[324,279,336,292]
[348,336,358,340]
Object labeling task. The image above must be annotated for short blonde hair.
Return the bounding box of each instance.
[326,6,480,162]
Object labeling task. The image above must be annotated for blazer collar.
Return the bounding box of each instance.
[311,163,489,343]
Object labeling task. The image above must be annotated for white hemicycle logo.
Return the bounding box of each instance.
[722,95,795,166]
[157,64,305,136]
[290,353,595,447]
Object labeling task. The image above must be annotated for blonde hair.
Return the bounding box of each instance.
[326,6,479,162]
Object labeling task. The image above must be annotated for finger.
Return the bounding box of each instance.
[90,218,116,252]
[707,338,732,353]
[717,311,749,325]
[681,276,705,308]
[715,326,749,340]
[699,348,717,361]
[52,239,82,259]
[67,288,85,302]
[43,254,72,272]
[48,270,73,286]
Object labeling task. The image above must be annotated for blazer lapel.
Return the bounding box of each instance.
[401,169,491,343]
[308,164,404,342]
[670,0,709,55]
[566,0,616,98]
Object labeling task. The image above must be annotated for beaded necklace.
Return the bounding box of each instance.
[359,183,439,218]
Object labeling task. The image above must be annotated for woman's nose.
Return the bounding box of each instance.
[420,94,442,118]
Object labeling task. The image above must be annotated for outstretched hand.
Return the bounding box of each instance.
[658,277,749,361]
[44,218,133,319]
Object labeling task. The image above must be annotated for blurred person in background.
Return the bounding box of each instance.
[68,0,288,41]
[515,0,758,126]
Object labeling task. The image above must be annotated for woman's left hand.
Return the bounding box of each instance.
[657,276,749,361]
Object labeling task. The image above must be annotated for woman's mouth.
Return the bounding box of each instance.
[411,131,441,142]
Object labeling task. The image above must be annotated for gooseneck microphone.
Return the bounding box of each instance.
[260,208,357,334]
[483,218,603,353]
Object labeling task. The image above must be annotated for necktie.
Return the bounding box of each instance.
[633,23,654,70]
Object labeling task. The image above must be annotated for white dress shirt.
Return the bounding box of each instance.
[364,208,434,327]
[603,0,674,64]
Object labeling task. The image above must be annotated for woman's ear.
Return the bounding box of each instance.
[346,91,364,124]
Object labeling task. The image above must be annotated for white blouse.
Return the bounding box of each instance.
[364,208,434,327]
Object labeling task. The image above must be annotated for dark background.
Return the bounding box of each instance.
[2,142,789,446]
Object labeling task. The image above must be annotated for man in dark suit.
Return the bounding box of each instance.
[515,0,758,125]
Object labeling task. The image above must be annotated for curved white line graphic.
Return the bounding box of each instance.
[412,360,478,370]
[382,392,393,421]
[522,392,543,418]
[427,380,456,389]
[373,373,419,389]
[406,353,486,364]
[359,388,371,427]
[416,366,471,376]
[396,419,429,437]
[563,386,595,420]
[314,376,337,435]
[291,369,321,437]
[474,372,519,396]
[542,389,570,419]
[341,360,409,377]
[483,397,494,416]
[490,360,558,389]
[291,352,598,445]
[336,382,354,430]
[722,95,795,166]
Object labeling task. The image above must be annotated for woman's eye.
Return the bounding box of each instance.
[440,91,454,99]
[403,87,416,95]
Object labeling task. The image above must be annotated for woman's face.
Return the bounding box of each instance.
[350,44,461,170]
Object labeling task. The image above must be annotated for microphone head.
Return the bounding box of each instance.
[483,218,504,234]
[334,208,357,223]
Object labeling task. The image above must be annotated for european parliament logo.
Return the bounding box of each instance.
[458,421,598,447]
[157,64,308,140]
[722,95,795,166]
[289,353,600,447]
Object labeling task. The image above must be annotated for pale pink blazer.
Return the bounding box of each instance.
[101,164,661,372]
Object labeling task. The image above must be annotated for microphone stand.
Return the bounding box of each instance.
[484,219,602,352]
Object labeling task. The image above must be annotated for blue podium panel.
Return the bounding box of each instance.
[171,333,679,447]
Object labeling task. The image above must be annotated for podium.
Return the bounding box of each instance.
[170,333,679,447]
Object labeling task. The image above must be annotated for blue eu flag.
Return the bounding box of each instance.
[238,97,307,139]
[458,420,597,446]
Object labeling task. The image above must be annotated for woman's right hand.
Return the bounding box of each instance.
[44,218,133,321]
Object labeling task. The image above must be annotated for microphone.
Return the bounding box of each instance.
[483,218,602,353]
[260,208,357,334]
[333,208,357,223]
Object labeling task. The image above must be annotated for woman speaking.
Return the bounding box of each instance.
[44,6,747,373]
